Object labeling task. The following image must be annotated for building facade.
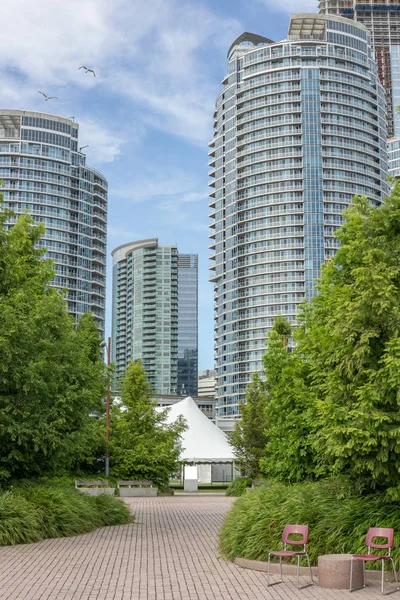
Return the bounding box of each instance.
[319,0,400,137]
[198,370,216,398]
[209,15,389,420]
[177,254,198,396]
[389,137,400,176]
[0,110,107,334]
[111,238,198,395]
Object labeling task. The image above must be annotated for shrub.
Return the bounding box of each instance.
[0,484,132,545]
[226,478,252,497]
[93,494,133,526]
[17,485,103,538]
[220,479,400,568]
[0,491,43,545]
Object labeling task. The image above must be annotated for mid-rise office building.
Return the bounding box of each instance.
[209,14,389,419]
[319,0,400,137]
[0,110,107,334]
[111,238,198,394]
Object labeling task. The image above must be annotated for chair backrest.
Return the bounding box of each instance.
[365,527,394,550]
[282,524,309,546]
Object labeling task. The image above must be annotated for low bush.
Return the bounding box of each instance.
[226,478,252,497]
[93,493,133,526]
[220,479,400,568]
[0,491,43,545]
[0,484,132,545]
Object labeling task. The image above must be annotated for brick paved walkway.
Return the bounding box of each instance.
[0,495,395,599]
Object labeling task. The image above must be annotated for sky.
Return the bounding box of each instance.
[0,0,318,369]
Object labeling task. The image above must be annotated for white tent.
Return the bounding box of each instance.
[160,396,235,463]
[158,396,235,484]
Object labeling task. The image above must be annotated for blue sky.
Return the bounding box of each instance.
[0,0,317,369]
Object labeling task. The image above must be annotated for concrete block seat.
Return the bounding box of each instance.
[75,480,115,496]
[118,480,158,497]
[318,554,363,589]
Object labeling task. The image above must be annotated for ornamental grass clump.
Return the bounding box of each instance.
[0,484,132,546]
[17,484,103,538]
[225,478,252,497]
[0,491,43,545]
[219,479,400,568]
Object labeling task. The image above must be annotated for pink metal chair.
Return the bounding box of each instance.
[267,524,313,588]
[350,527,399,594]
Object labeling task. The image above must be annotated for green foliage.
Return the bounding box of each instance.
[0,206,107,481]
[272,315,292,345]
[110,361,187,488]
[0,491,43,545]
[296,189,400,490]
[220,479,400,568]
[0,484,131,545]
[260,330,316,482]
[225,477,252,497]
[229,374,268,478]
[259,187,400,492]
[91,494,133,526]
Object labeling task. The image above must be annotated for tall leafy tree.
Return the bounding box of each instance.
[260,185,400,493]
[110,361,186,488]
[295,187,400,493]
[229,373,268,478]
[0,206,107,481]
[260,325,317,482]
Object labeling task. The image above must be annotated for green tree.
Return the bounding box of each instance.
[110,361,186,488]
[0,207,107,481]
[260,327,317,482]
[260,185,400,493]
[229,373,268,478]
[295,188,400,493]
[272,315,292,348]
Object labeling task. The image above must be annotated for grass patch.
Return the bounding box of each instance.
[0,483,132,546]
[225,477,252,497]
[219,479,400,568]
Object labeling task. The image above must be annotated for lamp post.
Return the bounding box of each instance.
[101,337,111,477]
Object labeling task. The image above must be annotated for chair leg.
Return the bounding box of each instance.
[267,555,283,587]
[363,561,366,588]
[390,557,399,591]
[381,558,385,595]
[296,554,300,587]
[306,553,314,584]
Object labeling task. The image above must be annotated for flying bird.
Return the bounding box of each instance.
[79,66,96,77]
[38,91,57,101]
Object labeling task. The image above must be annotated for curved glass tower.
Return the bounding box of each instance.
[209,14,389,420]
[0,110,107,334]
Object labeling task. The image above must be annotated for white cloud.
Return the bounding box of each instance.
[0,0,241,147]
[77,119,125,165]
[113,168,206,204]
[258,0,318,13]
[107,226,143,241]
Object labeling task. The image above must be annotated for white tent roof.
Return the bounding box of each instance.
[158,396,235,464]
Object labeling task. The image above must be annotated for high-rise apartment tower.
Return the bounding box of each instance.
[177,254,199,396]
[319,0,400,137]
[209,14,389,420]
[111,239,198,395]
[0,110,107,334]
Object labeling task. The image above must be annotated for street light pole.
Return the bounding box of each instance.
[105,336,111,477]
